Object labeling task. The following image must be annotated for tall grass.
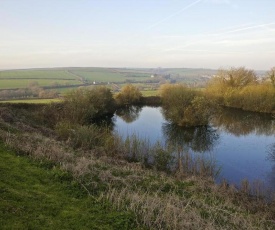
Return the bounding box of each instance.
[1,119,275,229]
[1,101,275,229]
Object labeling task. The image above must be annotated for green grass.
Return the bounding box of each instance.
[71,70,128,82]
[0,98,62,104]
[70,70,150,83]
[140,90,158,96]
[0,67,216,90]
[0,70,77,80]
[0,143,139,230]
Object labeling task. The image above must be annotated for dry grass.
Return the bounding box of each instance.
[1,107,275,229]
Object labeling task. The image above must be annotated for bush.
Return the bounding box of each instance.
[206,67,275,113]
[160,84,215,126]
[55,121,112,150]
[214,67,257,88]
[239,84,275,113]
[267,67,275,87]
[62,86,115,125]
[153,142,173,172]
[115,84,142,106]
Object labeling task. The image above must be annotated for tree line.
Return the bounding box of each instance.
[206,67,275,113]
[0,82,58,100]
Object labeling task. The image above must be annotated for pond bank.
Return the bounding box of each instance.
[0,142,138,229]
[0,103,275,229]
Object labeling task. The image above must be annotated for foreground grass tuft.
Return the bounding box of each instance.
[0,143,139,230]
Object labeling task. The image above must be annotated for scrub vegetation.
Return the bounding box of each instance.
[1,84,275,229]
[158,66,275,127]
[62,86,115,125]
[206,67,275,113]
[160,84,216,126]
[115,84,142,106]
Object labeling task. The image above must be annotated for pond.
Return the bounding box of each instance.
[114,106,275,189]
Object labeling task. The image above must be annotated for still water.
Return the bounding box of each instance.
[114,106,275,189]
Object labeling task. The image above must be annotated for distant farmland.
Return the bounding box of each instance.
[0,69,77,79]
[0,79,81,89]
[0,67,217,102]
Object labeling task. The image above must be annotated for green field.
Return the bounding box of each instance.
[0,67,216,99]
[140,90,158,96]
[0,98,62,104]
[0,69,77,79]
[71,70,126,82]
[0,79,80,89]
[70,69,150,83]
[0,143,138,229]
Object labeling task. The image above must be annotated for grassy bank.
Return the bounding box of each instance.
[1,103,275,229]
[0,142,139,229]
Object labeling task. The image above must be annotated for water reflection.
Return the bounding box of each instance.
[211,108,275,136]
[115,106,142,123]
[266,143,275,190]
[114,106,275,187]
[93,114,115,130]
[267,143,275,161]
[162,123,219,153]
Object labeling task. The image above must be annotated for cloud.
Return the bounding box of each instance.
[203,0,238,8]
[212,22,275,35]
[118,0,203,45]
[204,0,231,4]
[161,22,275,52]
[147,0,203,29]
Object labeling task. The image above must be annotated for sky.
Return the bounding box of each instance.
[0,0,275,70]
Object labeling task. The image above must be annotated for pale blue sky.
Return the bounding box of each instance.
[1,0,275,70]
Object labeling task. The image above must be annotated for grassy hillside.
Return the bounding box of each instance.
[0,142,139,230]
[0,67,216,84]
[0,69,76,79]
[0,79,80,89]
[70,70,127,82]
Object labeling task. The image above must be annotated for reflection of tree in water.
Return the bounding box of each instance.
[211,108,275,136]
[162,122,219,177]
[162,123,219,153]
[93,114,115,131]
[266,143,275,190]
[115,106,142,123]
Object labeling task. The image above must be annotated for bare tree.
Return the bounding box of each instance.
[267,67,275,86]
